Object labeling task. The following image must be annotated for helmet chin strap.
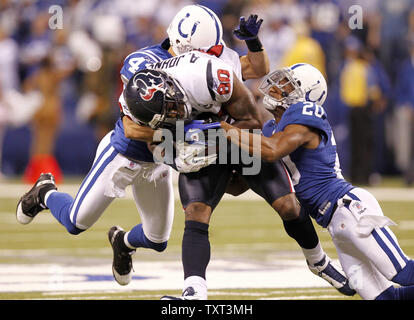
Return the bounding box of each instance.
[149,114,165,129]
[173,38,195,55]
[263,96,288,111]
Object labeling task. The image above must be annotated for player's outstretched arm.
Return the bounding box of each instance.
[234,14,270,79]
[220,122,313,162]
[240,48,270,80]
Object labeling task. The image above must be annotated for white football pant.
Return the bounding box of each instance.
[328,187,409,300]
[69,131,174,243]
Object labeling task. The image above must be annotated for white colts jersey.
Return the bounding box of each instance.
[148,50,235,116]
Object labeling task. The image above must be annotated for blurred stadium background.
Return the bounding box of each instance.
[0,0,414,300]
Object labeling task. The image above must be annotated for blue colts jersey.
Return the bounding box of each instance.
[275,102,354,227]
[110,40,173,162]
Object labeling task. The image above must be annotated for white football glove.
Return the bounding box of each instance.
[174,142,217,173]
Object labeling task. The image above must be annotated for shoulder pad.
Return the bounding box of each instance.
[199,45,224,57]
[279,101,328,132]
[120,51,159,82]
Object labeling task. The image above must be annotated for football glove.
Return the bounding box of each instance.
[233,14,263,41]
[174,142,217,173]
[184,120,221,134]
[261,118,277,137]
[184,119,221,145]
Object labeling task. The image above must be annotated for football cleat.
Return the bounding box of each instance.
[16,173,57,224]
[108,226,136,286]
[308,255,356,296]
[160,287,203,300]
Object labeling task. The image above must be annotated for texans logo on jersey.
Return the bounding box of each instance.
[133,71,165,101]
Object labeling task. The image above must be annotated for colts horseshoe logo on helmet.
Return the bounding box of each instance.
[132,71,165,101]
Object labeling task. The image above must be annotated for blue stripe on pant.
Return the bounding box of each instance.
[71,148,118,227]
[371,228,404,274]
[346,189,414,287]
[69,143,112,214]
[380,227,408,264]
[46,144,118,234]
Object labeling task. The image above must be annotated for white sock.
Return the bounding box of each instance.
[44,190,57,207]
[123,231,136,250]
[301,242,325,265]
[184,276,207,299]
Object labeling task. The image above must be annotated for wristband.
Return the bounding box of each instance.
[245,37,263,52]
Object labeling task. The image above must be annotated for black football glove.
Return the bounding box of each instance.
[233,14,263,41]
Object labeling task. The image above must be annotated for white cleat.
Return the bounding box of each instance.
[161,287,204,300]
[308,255,356,296]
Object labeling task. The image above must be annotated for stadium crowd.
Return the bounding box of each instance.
[0,0,413,185]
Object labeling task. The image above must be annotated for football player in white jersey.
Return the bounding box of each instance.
[16,5,351,297]
[221,63,414,300]
[123,50,354,300]
[121,6,270,141]
[122,5,355,299]
[14,5,269,286]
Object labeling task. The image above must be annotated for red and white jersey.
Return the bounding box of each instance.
[148,49,237,115]
[199,44,242,80]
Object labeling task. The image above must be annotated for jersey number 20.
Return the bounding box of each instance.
[302,102,325,118]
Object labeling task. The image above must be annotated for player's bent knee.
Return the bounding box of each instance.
[375,285,414,300]
[58,209,86,235]
[148,240,168,252]
[185,202,212,224]
[392,260,414,285]
[272,194,301,221]
[375,286,396,300]
[66,224,85,235]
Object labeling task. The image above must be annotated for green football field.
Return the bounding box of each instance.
[0,178,413,300]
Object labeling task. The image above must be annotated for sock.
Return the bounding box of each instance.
[392,260,414,285]
[183,275,207,299]
[283,207,319,249]
[126,223,167,252]
[44,189,57,205]
[45,191,84,235]
[39,185,57,207]
[376,285,414,300]
[182,220,210,279]
[301,242,326,265]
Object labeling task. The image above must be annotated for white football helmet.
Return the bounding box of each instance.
[259,63,327,110]
[167,5,223,55]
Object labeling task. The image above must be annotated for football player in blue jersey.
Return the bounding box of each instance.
[14,5,271,287]
[123,61,354,300]
[120,8,270,142]
[16,4,353,298]
[221,63,414,300]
